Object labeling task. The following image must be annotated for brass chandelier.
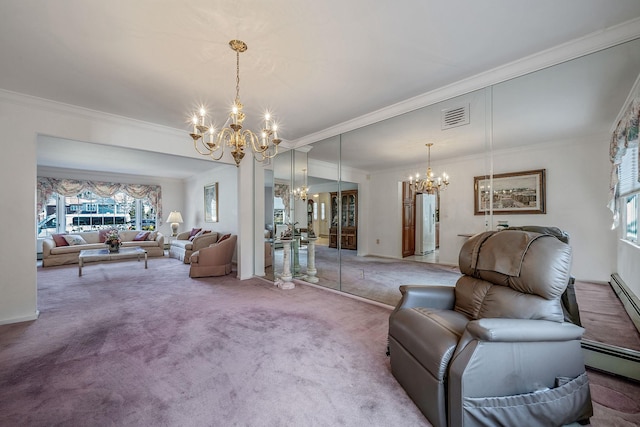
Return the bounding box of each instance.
[189,40,282,167]
[293,168,309,201]
[409,143,450,194]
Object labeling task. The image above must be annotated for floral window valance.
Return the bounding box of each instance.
[608,96,640,228]
[274,183,290,215]
[37,177,163,225]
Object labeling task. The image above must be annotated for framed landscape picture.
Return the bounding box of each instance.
[204,183,218,222]
[474,169,546,215]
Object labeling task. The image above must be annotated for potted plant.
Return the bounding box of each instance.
[105,230,122,252]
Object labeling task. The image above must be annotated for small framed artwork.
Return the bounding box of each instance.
[474,169,546,215]
[204,183,218,222]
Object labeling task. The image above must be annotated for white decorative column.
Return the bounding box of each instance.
[274,239,295,290]
[305,236,319,283]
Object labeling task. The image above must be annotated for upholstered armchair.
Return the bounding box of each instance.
[388,230,592,427]
[189,235,237,278]
[169,230,220,264]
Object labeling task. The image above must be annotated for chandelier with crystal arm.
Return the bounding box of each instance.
[189,40,282,167]
[409,143,450,194]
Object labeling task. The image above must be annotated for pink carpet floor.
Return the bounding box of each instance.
[0,257,638,425]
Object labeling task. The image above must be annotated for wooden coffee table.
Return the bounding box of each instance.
[78,247,148,276]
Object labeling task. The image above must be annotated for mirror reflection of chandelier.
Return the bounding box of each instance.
[293,169,309,201]
[188,40,282,167]
[409,143,450,194]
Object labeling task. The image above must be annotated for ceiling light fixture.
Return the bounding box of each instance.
[293,168,309,201]
[189,40,282,167]
[409,143,450,194]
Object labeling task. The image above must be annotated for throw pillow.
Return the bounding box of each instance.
[189,228,202,238]
[98,229,116,243]
[191,229,211,240]
[63,234,87,246]
[134,231,150,241]
[148,231,158,241]
[52,233,69,247]
[217,233,231,243]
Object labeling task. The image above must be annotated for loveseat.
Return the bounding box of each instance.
[168,229,222,263]
[42,230,165,267]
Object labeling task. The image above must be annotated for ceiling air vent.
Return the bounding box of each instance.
[441,104,470,130]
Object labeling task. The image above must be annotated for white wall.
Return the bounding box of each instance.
[366,136,616,282]
[0,90,252,325]
[184,164,238,235]
[0,96,37,325]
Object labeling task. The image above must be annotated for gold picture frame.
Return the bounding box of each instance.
[474,169,546,215]
[204,183,218,222]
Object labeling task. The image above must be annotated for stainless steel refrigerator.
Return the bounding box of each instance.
[415,193,436,255]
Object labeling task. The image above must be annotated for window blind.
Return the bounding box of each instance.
[619,145,640,196]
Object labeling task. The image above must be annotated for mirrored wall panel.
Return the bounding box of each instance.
[262,38,640,371]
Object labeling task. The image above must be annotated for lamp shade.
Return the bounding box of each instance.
[166,211,183,223]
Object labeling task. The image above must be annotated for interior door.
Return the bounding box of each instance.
[402,181,415,257]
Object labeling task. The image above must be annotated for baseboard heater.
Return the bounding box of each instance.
[580,274,640,381]
[582,340,640,382]
[610,273,640,333]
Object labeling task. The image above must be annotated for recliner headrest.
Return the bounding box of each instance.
[454,230,572,322]
[459,230,571,300]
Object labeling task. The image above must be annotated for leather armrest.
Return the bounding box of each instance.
[395,285,456,312]
[466,318,585,342]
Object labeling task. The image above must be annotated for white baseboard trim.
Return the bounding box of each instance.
[292,278,395,310]
[0,310,40,326]
[252,274,395,310]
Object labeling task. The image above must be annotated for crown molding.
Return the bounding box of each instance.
[0,88,185,137]
[37,165,182,184]
[291,17,640,148]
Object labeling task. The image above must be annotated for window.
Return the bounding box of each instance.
[313,202,318,220]
[619,145,639,244]
[626,194,638,243]
[619,146,640,195]
[320,202,326,221]
[37,191,156,238]
[37,195,59,237]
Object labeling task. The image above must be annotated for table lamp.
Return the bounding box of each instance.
[166,211,183,236]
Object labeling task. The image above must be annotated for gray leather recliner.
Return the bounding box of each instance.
[388,230,592,427]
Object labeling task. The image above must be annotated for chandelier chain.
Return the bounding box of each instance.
[235,49,241,104]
